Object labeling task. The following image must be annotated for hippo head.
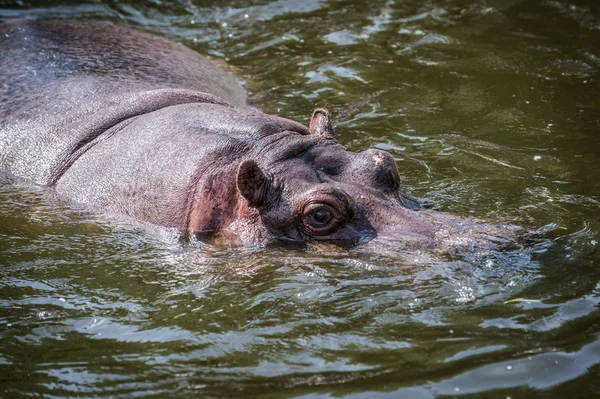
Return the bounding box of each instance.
[225,109,438,247]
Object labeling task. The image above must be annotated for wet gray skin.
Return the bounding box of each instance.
[0,19,515,248]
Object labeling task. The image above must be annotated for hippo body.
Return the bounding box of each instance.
[0,19,507,247]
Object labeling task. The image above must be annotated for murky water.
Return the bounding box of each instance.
[1,0,599,397]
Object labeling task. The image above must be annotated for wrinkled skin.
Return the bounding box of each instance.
[0,19,517,248]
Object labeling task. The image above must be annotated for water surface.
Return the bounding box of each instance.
[1,0,599,398]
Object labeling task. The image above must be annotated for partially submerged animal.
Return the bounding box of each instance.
[0,19,518,248]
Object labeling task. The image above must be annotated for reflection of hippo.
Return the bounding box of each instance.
[0,19,513,247]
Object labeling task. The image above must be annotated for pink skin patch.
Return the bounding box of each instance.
[373,152,385,166]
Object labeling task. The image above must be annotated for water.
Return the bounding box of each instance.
[1,0,599,397]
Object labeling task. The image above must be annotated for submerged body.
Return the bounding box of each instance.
[0,19,515,247]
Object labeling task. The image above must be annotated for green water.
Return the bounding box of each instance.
[1,0,599,398]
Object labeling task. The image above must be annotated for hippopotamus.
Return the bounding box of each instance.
[0,19,516,248]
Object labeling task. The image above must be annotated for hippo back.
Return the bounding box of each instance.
[0,19,249,185]
[0,19,246,110]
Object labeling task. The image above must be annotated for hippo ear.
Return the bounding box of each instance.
[309,108,334,138]
[236,159,272,209]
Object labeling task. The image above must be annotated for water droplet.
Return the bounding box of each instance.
[533,155,541,161]
[244,14,249,19]
[454,387,460,392]
[506,365,513,371]
[222,22,227,27]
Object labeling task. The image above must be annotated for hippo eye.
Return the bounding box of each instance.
[309,207,332,227]
[302,203,342,236]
